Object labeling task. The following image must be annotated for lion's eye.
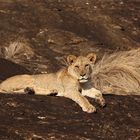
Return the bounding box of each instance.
[85,64,89,67]
[75,65,79,68]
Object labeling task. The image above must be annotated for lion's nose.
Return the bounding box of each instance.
[80,73,86,77]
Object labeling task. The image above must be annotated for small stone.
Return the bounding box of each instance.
[120,1,124,5]
[94,6,97,9]
[37,116,46,120]
[48,39,54,43]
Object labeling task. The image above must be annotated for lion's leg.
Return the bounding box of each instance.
[0,89,25,94]
[23,84,58,96]
[82,88,106,107]
[64,91,96,113]
[31,87,51,95]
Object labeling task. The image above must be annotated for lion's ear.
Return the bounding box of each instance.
[67,55,77,65]
[87,53,96,63]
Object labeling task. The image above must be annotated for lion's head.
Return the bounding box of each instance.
[67,53,96,83]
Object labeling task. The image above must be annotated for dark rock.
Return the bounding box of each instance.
[0,0,139,73]
[0,58,30,81]
[0,94,139,139]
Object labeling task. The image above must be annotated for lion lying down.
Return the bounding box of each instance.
[0,53,105,113]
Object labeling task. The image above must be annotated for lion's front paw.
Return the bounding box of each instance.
[82,104,96,113]
[96,97,106,107]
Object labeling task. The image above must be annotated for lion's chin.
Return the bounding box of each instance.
[79,79,88,83]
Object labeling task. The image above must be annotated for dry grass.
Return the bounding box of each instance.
[0,39,34,62]
[92,48,140,95]
[0,38,51,73]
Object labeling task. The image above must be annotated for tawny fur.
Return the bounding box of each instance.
[92,48,140,95]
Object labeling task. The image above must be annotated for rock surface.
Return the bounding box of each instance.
[0,94,140,140]
[0,0,139,73]
[0,58,30,81]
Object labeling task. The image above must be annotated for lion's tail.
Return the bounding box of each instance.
[92,48,140,95]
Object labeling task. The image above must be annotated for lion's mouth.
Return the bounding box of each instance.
[78,78,88,83]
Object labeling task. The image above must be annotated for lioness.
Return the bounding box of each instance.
[0,53,105,113]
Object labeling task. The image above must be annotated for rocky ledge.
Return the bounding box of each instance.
[0,94,139,140]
